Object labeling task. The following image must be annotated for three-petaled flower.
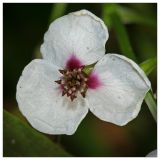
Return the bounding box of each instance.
[16,10,151,135]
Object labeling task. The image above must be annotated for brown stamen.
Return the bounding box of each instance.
[55,67,89,101]
[55,80,61,84]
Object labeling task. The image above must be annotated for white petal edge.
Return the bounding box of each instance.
[41,9,109,68]
[146,150,157,157]
[16,59,89,135]
[87,54,151,126]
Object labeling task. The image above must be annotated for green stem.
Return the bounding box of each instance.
[110,13,137,62]
[144,91,157,122]
[139,57,157,76]
[49,4,67,23]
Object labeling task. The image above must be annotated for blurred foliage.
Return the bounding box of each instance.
[3,110,70,157]
[107,12,137,62]
[140,57,157,76]
[3,3,157,157]
[102,3,156,28]
[49,3,67,23]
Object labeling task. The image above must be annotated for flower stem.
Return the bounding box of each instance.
[145,91,157,122]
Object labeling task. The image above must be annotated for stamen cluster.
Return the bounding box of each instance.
[55,67,88,101]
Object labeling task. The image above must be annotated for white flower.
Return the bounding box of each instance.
[16,9,151,135]
[146,150,157,157]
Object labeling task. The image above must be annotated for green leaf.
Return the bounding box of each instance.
[144,91,157,122]
[102,4,117,28]
[83,62,97,75]
[140,57,157,122]
[3,110,71,157]
[140,57,157,76]
[49,4,67,23]
[115,5,156,27]
[102,4,156,28]
[109,13,137,62]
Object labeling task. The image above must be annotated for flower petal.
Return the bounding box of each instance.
[41,9,108,68]
[146,150,157,157]
[16,59,88,135]
[87,54,151,126]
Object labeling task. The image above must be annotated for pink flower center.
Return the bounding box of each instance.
[55,55,102,101]
[87,72,102,89]
[66,54,83,70]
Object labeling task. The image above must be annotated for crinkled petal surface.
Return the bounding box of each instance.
[16,59,88,135]
[87,54,151,126]
[41,9,108,68]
